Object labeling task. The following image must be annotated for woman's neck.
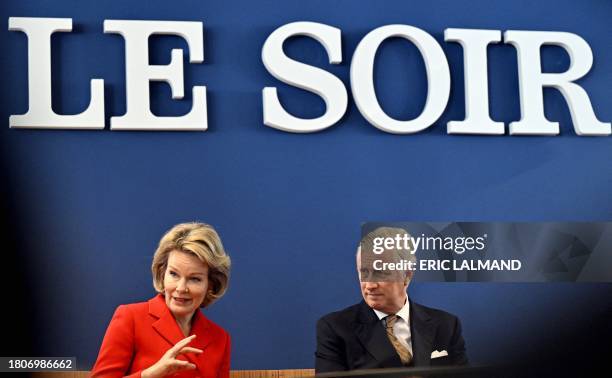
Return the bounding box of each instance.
[174,313,194,336]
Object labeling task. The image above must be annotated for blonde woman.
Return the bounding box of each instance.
[93,222,231,378]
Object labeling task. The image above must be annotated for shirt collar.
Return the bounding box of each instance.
[372,298,410,323]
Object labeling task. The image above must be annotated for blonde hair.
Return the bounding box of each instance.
[152,222,231,307]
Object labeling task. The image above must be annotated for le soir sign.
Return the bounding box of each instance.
[8,17,611,135]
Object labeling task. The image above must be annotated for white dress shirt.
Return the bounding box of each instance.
[373,300,413,356]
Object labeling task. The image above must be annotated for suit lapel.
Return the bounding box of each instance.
[410,300,435,366]
[354,301,403,368]
[148,295,211,368]
[189,309,212,369]
[150,295,184,348]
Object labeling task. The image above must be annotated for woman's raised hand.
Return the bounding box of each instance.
[142,335,203,378]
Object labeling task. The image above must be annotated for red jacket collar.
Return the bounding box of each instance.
[148,294,213,366]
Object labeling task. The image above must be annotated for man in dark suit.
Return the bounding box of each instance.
[315,227,468,373]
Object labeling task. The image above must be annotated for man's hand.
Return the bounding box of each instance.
[142,335,203,378]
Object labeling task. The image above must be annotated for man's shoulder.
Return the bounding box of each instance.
[411,301,460,325]
[318,302,364,325]
[317,300,462,327]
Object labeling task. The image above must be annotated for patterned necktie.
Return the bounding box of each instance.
[385,315,413,365]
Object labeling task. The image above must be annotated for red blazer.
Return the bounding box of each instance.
[92,295,230,378]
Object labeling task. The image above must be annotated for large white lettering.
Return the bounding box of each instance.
[104,20,207,130]
[8,17,105,129]
[261,22,347,133]
[445,28,504,135]
[7,18,610,136]
[505,31,610,136]
[351,25,451,134]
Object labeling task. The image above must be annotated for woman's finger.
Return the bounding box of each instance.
[172,359,197,370]
[169,335,197,356]
[176,347,203,355]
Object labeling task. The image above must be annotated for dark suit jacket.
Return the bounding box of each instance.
[92,295,230,378]
[315,300,468,373]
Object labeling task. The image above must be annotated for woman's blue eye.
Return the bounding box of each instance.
[169,271,178,277]
[190,277,201,282]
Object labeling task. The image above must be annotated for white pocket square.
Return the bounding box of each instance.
[430,350,448,359]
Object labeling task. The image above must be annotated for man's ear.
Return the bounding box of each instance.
[404,270,414,286]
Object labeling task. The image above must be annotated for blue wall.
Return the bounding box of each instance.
[1,0,611,370]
